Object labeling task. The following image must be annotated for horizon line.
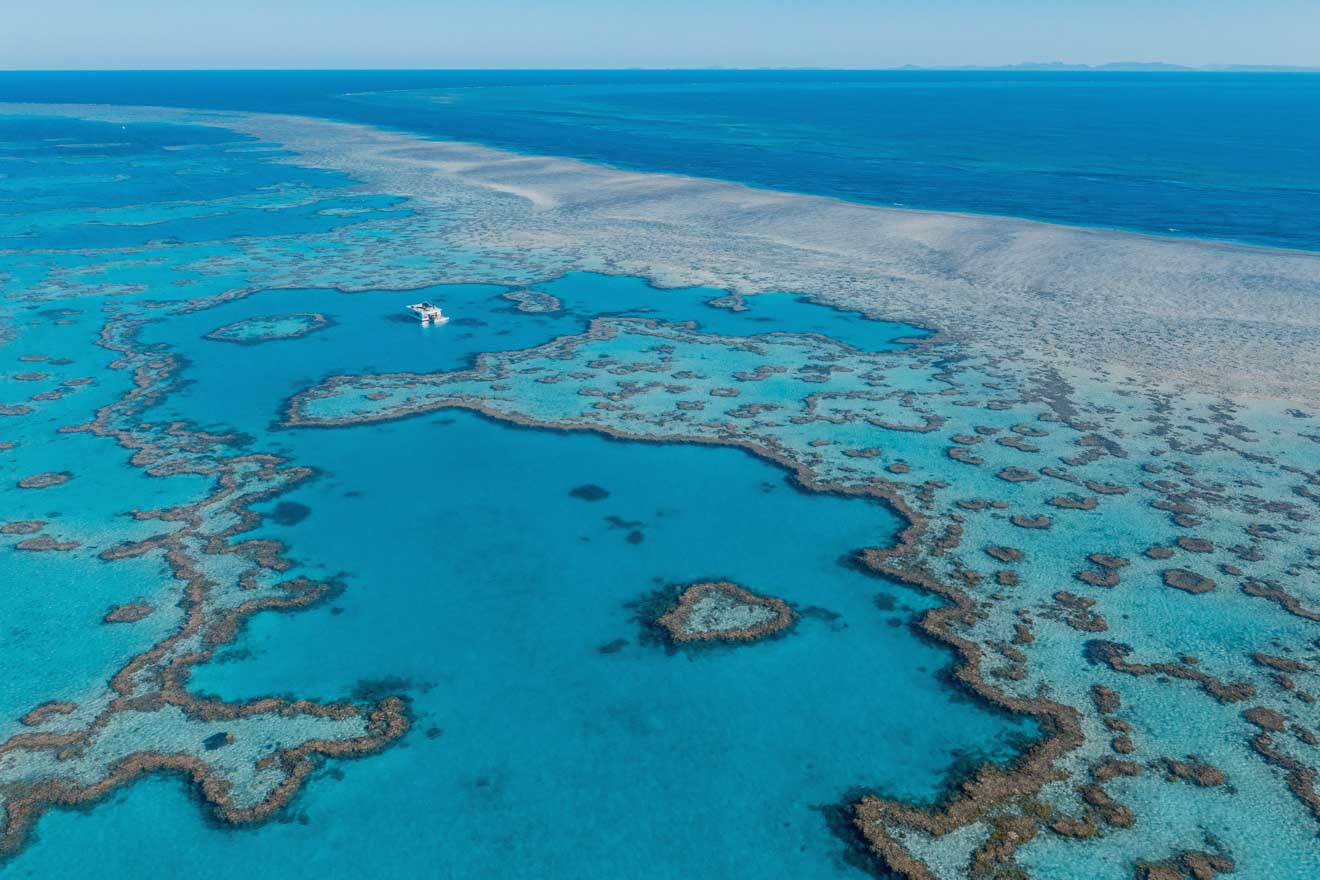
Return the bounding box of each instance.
[3,65,1320,74]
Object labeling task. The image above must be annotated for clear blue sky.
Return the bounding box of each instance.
[5,0,1319,70]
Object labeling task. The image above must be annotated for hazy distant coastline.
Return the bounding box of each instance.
[709,62,1320,72]
[971,61,1320,72]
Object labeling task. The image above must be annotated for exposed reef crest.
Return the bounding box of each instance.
[656,580,795,644]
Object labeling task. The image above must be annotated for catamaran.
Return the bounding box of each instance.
[406,301,449,325]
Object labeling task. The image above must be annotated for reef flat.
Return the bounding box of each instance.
[11,103,1320,401]
[3,102,1320,879]
[204,312,331,345]
[501,288,562,314]
[186,108,1320,405]
[0,112,424,860]
[0,316,409,856]
[283,305,1320,873]
[657,580,795,644]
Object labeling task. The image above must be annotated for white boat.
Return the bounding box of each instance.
[407,301,449,325]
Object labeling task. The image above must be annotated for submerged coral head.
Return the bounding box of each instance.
[657,580,794,644]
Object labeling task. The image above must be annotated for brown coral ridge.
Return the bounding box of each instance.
[0,698,409,859]
[278,318,1090,880]
[1249,730,1320,823]
[279,316,916,430]
[0,314,411,859]
[1135,850,1235,880]
[1084,641,1255,703]
[18,702,77,727]
[849,535,1082,880]
[1240,577,1320,623]
[656,580,794,643]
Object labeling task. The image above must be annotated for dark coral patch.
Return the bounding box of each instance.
[1243,706,1287,731]
[272,501,311,526]
[103,602,154,624]
[1162,569,1216,594]
[203,732,234,751]
[16,536,79,552]
[0,520,45,535]
[986,546,1024,563]
[1047,494,1098,511]
[17,471,72,489]
[996,467,1037,483]
[1077,569,1120,588]
[1160,757,1227,787]
[569,484,610,501]
[947,447,983,465]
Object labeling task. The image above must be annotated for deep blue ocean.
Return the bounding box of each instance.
[1,70,1318,250]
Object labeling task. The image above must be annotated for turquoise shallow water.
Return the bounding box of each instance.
[135,278,1025,877]
[144,271,922,435]
[0,113,1029,878]
[6,88,1320,880]
[8,403,1031,878]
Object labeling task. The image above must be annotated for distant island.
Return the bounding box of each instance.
[983,61,1320,72]
[739,62,1320,72]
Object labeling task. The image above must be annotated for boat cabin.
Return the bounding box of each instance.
[407,301,449,325]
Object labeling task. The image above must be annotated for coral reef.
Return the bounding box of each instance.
[656,580,794,644]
